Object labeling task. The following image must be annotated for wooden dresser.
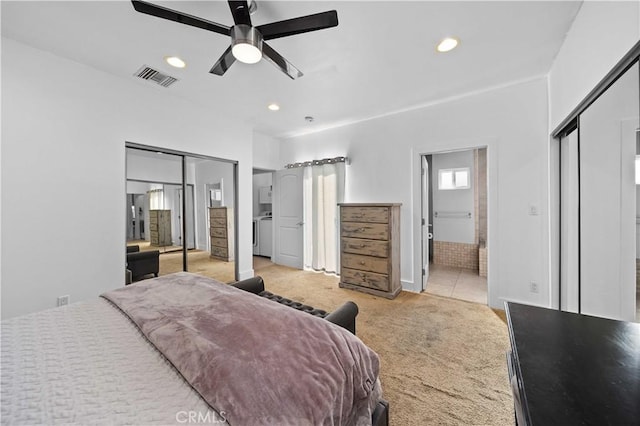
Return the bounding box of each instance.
[339,203,401,299]
[149,209,171,246]
[209,207,234,261]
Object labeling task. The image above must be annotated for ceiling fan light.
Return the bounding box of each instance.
[232,43,262,64]
[231,25,263,64]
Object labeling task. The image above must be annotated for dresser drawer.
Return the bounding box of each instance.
[210,237,228,248]
[210,208,227,219]
[341,223,389,240]
[211,218,227,228]
[210,245,228,259]
[342,253,388,274]
[342,268,390,292]
[342,237,388,257]
[210,227,227,238]
[341,206,389,223]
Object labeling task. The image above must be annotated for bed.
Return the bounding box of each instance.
[1,272,387,425]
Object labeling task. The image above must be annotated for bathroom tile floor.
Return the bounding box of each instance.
[425,264,487,305]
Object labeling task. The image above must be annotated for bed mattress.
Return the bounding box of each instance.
[1,298,224,425]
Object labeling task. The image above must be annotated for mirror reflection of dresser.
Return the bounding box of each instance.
[149,209,171,246]
[209,207,234,262]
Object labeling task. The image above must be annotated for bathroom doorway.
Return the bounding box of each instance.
[421,147,488,304]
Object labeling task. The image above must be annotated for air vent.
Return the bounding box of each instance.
[134,65,178,88]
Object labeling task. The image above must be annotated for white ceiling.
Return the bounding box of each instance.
[2,1,582,139]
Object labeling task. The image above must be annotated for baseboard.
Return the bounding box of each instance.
[401,279,421,293]
[238,269,255,281]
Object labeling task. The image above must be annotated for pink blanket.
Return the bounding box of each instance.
[101,272,380,425]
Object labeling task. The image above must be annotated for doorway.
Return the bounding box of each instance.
[421,148,488,304]
[252,168,275,272]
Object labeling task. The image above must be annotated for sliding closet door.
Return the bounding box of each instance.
[560,130,580,313]
[579,62,639,321]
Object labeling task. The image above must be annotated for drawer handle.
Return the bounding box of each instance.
[356,227,366,232]
[359,243,366,248]
[359,261,366,265]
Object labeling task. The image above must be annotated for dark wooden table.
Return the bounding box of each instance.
[505,302,640,425]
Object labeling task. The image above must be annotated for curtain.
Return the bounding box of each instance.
[303,163,345,274]
[148,188,164,210]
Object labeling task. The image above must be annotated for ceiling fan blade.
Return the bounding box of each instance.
[209,46,236,76]
[131,0,230,36]
[262,42,303,80]
[257,10,338,41]
[228,1,252,26]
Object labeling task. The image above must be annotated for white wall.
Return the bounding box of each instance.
[280,78,550,309]
[549,1,640,129]
[1,38,255,319]
[431,150,475,244]
[253,131,281,171]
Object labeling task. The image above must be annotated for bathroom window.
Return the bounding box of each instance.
[438,168,470,190]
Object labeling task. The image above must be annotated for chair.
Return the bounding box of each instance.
[126,250,159,282]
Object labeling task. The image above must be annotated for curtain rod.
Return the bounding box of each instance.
[284,156,349,169]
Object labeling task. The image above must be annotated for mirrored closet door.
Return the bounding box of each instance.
[579,62,639,320]
[125,145,238,284]
[556,57,639,321]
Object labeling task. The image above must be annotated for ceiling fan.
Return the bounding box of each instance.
[131,0,338,79]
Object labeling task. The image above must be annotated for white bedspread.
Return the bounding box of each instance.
[1,298,226,425]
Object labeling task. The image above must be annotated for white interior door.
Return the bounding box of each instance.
[422,155,431,289]
[176,187,196,250]
[185,186,195,250]
[273,168,304,269]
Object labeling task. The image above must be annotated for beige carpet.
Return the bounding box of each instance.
[157,250,236,283]
[255,265,513,425]
[151,253,513,424]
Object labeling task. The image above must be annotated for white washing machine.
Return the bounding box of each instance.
[253,215,273,257]
[258,217,273,257]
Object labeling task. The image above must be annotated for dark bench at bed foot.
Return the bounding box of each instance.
[230,276,357,334]
[372,399,389,426]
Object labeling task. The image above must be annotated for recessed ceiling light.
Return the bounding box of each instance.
[268,103,280,111]
[165,56,186,68]
[436,37,459,53]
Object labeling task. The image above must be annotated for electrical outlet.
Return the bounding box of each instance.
[57,295,70,307]
[530,282,539,294]
[528,204,539,216]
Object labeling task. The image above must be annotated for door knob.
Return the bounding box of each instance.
[296,221,304,226]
